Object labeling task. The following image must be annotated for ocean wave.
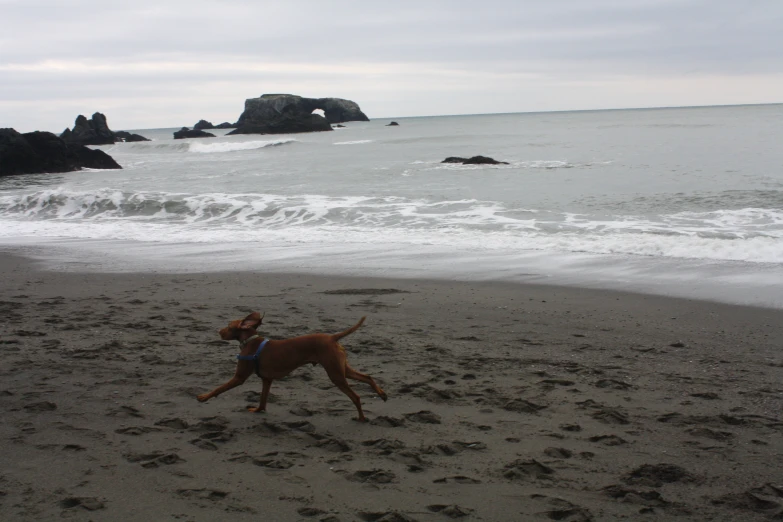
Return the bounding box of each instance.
[188,139,297,153]
[119,139,297,154]
[333,140,374,145]
[0,190,781,263]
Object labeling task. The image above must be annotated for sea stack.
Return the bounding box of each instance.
[60,112,117,145]
[228,94,369,135]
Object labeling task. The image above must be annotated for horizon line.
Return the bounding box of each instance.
[372,101,783,121]
[113,101,783,131]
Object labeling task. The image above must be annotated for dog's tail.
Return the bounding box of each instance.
[331,316,366,341]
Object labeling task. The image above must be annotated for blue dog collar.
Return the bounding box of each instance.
[237,339,268,362]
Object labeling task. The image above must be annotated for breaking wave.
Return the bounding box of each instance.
[0,189,781,263]
[120,139,298,154]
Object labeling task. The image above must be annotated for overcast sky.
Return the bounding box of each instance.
[1,0,781,132]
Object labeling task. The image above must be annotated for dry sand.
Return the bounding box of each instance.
[1,251,782,521]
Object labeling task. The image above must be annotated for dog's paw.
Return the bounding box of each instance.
[353,416,369,423]
[196,394,210,403]
[246,406,266,413]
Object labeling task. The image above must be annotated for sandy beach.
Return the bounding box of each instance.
[1,250,782,521]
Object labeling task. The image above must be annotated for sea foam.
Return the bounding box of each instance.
[188,139,297,153]
[1,190,781,263]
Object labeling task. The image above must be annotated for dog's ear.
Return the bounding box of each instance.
[239,311,262,330]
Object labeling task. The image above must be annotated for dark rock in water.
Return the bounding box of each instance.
[228,93,369,135]
[69,143,122,169]
[228,115,332,136]
[442,155,509,165]
[114,131,150,142]
[0,128,121,177]
[214,122,235,129]
[333,124,346,128]
[173,127,216,139]
[0,128,39,175]
[386,121,400,126]
[60,112,116,145]
[193,119,214,130]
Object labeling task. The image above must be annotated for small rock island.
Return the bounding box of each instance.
[227,94,370,135]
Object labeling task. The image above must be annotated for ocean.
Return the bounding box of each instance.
[1,104,782,307]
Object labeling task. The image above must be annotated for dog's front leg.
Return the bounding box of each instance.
[247,378,272,412]
[197,375,247,402]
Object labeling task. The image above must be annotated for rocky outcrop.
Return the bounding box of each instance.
[386,121,400,126]
[193,119,214,130]
[228,94,369,135]
[60,112,116,145]
[442,156,509,165]
[173,127,215,139]
[114,131,150,142]
[194,120,235,130]
[1,128,121,177]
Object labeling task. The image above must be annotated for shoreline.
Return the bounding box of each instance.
[3,239,783,311]
[2,249,782,520]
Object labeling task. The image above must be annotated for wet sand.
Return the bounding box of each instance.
[1,251,782,521]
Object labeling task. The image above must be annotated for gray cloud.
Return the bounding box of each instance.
[1,0,781,131]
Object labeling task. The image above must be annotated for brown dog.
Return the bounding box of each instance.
[197,312,387,421]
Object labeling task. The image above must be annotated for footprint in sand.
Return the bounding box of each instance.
[155,417,189,430]
[362,438,406,451]
[297,507,328,517]
[588,434,628,446]
[404,411,441,424]
[314,438,352,452]
[176,489,228,501]
[284,420,316,433]
[59,497,105,511]
[107,405,143,418]
[370,416,405,427]
[713,483,783,518]
[544,447,573,459]
[433,475,482,484]
[623,463,696,488]
[124,452,184,468]
[604,484,671,508]
[114,426,161,436]
[24,401,57,412]
[347,469,397,484]
[502,459,555,481]
[427,504,474,518]
[503,399,546,414]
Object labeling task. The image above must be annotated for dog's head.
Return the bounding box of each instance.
[219,311,264,341]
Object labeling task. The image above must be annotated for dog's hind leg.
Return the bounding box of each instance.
[323,357,367,421]
[345,364,387,401]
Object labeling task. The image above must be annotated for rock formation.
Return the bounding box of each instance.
[173,127,215,139]
[60,112,117,145]
[114,131,150,142]
[228,94,369,135]
[442,156,509,165]
[1,128,121,177]
[193,119,214,130]
[386,121,400,126]
[194,120,235,130]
